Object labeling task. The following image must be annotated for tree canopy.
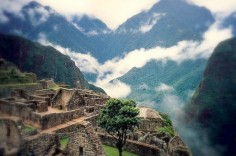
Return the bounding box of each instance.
[98,98,140,156]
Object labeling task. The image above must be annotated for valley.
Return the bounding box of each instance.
[0,0,236,155]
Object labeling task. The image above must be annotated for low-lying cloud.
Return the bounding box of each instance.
[38,19,232,99]
[139,13,165,33]
[155,83,174,92]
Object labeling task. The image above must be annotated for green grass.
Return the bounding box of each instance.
[48,83,60,91]
[103,145,138,156]
[23,124,36,133]
[59,137,70,150]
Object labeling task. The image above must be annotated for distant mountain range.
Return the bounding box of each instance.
[0,0,235,112]
[0,0,214,62]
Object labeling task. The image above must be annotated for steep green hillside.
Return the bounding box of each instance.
[118,59,206,112]
[184,38,236,156]
[0,33,105,93]
[0,1,100,57]
[0,58,37,84]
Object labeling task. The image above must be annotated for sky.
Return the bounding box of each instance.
[37,0,158,30]
[1,0,236,29]
[37,0,236,29]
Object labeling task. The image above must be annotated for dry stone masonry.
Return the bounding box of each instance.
[0,85,108,156]
[0,80,191,156]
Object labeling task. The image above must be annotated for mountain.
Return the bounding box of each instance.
[184,38,236,156]
[71,15,111,36]
[0,58,37,85]
[223,12,236,35]
[0,0,214,63]
[0,1,106,61]
[105,0,214,59]
[0,33,105,93]
[117,59,206,112]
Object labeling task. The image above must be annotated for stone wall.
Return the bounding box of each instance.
[85,115,99,128]
[0,99,85,129]
[99,133,164,156]
[67,91,85,111]
[55,121,105,156]
[0,84,42,98]
[0,118,22,156]
[0,100,42,128]
[39,108,84,129]
[22,133,59,156]
[139,118,163,132]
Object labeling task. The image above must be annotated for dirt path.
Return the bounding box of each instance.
[41,116,87,133]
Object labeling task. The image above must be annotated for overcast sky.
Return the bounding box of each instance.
[1,0,236,29]
[37,0,236,29]
[38,0,158,29]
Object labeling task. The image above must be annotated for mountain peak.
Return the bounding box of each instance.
[23,1,42,9]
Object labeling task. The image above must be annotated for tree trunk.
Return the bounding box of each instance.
[116,141,123,156]
[118,147,122,156]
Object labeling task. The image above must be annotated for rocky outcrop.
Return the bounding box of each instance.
[184,38,236,156]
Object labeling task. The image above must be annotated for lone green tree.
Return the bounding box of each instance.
[98,98,140,156]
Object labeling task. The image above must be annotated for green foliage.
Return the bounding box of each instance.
[47,83,60,91]
[99,98,140,133]
[59,136,70,150]
[23,124,36,133]
[118,59,207,113]
[158,113,175,137]
[103,145,138,156]
[98,98,140,156]
[0,67,37,84]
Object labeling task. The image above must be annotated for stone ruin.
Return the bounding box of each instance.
[0,117,22,156]
[51,88,109,115]
[0,87,109,156]
[138,106,164,132]
[97,106,192,156]
[39,78,55,89]
[0,84,191,156]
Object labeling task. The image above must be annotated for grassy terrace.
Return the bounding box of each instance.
[0,83,39,88]
[103,145,138,156]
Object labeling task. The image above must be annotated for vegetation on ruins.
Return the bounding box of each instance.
[59,136,70,150]
[98,98,140,156]
[158,113,176,137]
[23,124,37,133]
[0,59,37,85]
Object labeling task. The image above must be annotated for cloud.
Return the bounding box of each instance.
[186,0,236,18]
[96,79,131,98]
[139,13,165,33]
[27,6,52,26]
[38,19,232,98]
[37,0,158,30]
[157,93,223,155]
[37,34,131,98]
[0,0,30,23]
[139,83,149,90]
[155,83,174,92]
